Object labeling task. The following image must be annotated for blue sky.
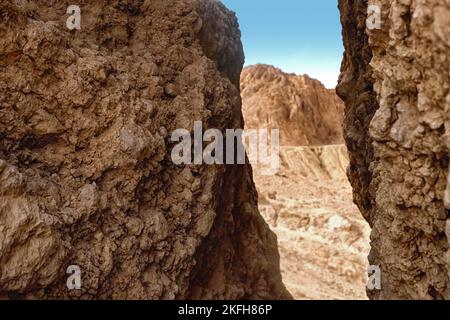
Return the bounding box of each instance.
[220,0,344,88]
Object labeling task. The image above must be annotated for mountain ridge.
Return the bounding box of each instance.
[241,64,345,146]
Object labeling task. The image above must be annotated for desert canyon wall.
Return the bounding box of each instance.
[338,0,450,299]
[0,0,290,299]
[241,65,371,299]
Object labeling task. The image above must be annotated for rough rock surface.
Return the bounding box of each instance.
[0,0,289,299]
[338,0,450,299]
[241,64,345,146]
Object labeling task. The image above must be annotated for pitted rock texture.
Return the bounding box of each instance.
[0,0,289,299]
[338,0,450,299]
[241,64,345,146]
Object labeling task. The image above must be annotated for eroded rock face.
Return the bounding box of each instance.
[241,64,345,146]
[338,0,450,299]
[0,0,289,299]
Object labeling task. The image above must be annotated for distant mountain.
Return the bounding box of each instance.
[241,64,344,146]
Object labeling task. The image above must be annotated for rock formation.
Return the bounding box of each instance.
[241,65,370,299]
[338,0,450,299]
[241,64,345,146]
[0,0,290,299]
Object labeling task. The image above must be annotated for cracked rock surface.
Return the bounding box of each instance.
[338,0,450,299]
[241,64,345,146]
[0,0,289,299]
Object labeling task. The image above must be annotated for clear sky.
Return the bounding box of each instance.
[220,0,344,88]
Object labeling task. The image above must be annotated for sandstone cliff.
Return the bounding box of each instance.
[0,0,289,299]
[338,0,450,299]
[241,64,345,146]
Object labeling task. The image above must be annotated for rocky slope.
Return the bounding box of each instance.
[242,66,370,299]
[0,0,289,299]
[338,0,450,299]
[254,146,370,299]
[241,64,345,146]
